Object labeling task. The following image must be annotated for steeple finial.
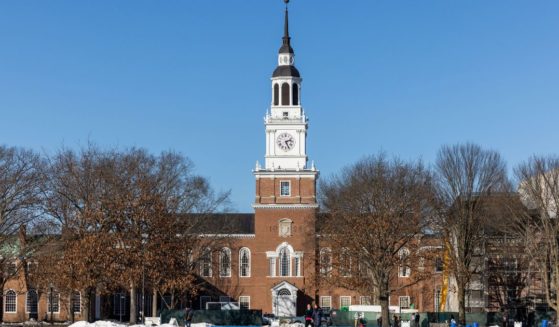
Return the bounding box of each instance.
[279,0,294,54]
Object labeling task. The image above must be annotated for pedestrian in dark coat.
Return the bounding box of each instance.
[305,304,313,327]
[312,304,322,327]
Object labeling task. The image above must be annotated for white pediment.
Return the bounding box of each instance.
[271,280,299,294]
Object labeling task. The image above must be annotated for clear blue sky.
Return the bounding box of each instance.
[1,1,558,212]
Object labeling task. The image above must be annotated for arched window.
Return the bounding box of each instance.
[200,248,212,277]
[277,288,291,296]
[279,247,291,277]
[26,289,38,314]
[5,290,16,313]
[273,84,279,106]
[339,247,351,277]
[219,247,231,277]
[239,248,251,277]
[320,248,332,276]
[292,83,299,106]
[281,83,290,106]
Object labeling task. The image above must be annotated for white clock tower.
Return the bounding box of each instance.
[262,4,308,171]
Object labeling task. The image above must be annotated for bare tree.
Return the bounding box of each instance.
[319,154,436,327]
[0,145,45,316]
[514,155,559,322]
[37,145,230,322]
[434,143,510,323]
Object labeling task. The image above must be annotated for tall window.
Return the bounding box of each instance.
[239,296,250,310]
[113,293,128,316]
[72,291,81,313]
[5,290,16,313]
[320,248,332,276]
[48,290,60,313]
[399,248,411,277]
[292,83,299,105]
[200,248,212,277]
[279,247,290,277]
[340,248,351,277]
[26,289,38,314]
[239,248,251,277]
[273,84,279,106]
[219,248,231,277]
[281,83,290,106]
[434,287,441,312]
[293,256,301,277]
[280,181,291,196]
[269,257,276,277]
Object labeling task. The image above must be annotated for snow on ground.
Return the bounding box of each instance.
[69,321,211,327]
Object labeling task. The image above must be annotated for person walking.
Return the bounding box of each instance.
[414,313,420,327]
[184,305,193,327]
[392,315,399,327]
[305,304,313,327]
[312,304,322,327]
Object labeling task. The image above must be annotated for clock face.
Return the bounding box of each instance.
[276,133,295,151]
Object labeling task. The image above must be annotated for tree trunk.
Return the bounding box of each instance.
[152,289,158,317]
[130,285,137,324]
[457,280,466,326]
[379,291,390,327]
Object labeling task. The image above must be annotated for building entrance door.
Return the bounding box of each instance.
[271,281,298,317]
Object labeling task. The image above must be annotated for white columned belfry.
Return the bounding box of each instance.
[263,1,308,171]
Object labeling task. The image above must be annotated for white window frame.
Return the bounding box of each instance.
[200,296,211,310]
[320,296,332,311]
[48,289,61,314]
[279,247,291,277]
[399,296,410,309]
[340,248,352,277]
[72,291,81,313]
[5,290,17,313]
[239,247,251,278]
[340,296,351,308]
[219,247,231,278]
[26,289,38,314]
[360,296,371,305]
[268,257,277,277]
[320,247,332,276]
[239,296,250,310]
[280,181,291,197]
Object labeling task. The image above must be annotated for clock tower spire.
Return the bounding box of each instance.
[254,0,318,207]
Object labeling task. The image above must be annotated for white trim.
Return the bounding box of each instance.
[200,296,211,310]
[360,296,371,305]
[5,289,17,313]
[340,296,352,308]
[320,296,332,310]
[252,204,318,209]
[279,180,291,197]
[239,296,250,310]
[239,247,251,278]
[399,296,410,309]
